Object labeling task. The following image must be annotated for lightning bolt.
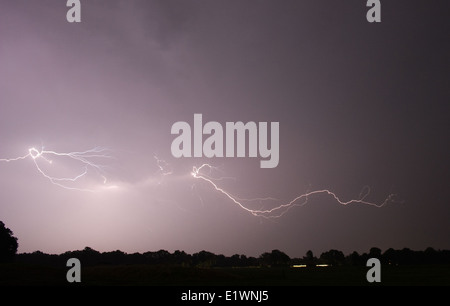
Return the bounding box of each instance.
[0,148,397,215]
[154,154,173,177]
[0,146,113,191]
[191,163,397,218]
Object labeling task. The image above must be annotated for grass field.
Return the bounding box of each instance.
[1,263,449,286]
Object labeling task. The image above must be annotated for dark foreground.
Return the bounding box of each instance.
[1,263,449,286]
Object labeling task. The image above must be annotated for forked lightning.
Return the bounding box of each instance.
[192,164,396,218]
[0,147,112,191]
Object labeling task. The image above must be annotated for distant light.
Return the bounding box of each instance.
[292,264,307,268]
[316,264,329,267]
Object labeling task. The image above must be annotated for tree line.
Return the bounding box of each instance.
[2,221,450,267]
[12,247,450,268]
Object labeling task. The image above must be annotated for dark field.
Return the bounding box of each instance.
[1,263,449,286]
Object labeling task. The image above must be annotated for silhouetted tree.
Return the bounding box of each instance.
[369,247,382,259]
[0,221,18,262]
[304,250,317,267]
[272,249,291,266]
[423,247,438,264]
[259,252,271,267]
[259,250,290,267]
[383,248,397,265]
[226,254,241,267]
[193,250,216,267]
[349,251,364,266]
[246,256,259,267]
[399,248,414,265]
[102,250,127,265]
[320,249,345,266]
[173,250,191,267]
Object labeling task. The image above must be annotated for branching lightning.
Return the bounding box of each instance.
[0,147,113,191]
[154,155,173,177]
[192,163,397,218]
[1,147,397,216]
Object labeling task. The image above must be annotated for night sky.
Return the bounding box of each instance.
[0,0,448,258]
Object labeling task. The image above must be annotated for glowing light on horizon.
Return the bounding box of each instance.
[292,264,307,268]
